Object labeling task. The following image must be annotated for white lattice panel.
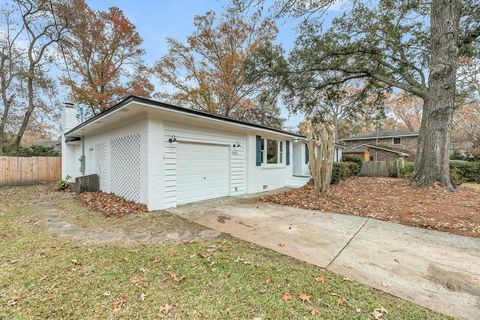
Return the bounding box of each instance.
[110,133,141,202]
[95,142,107,190]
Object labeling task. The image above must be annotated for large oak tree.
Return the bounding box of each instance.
[248,0,480,188]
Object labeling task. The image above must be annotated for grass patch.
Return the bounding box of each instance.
[462,182,480,191]
[0,186,451,319]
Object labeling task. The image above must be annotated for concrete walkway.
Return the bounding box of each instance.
[168,196,480,320]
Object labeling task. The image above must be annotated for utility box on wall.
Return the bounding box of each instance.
[75,174,99,194]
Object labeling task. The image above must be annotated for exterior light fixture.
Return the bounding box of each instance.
[168,135,178,144]
[293,138,299,142]
[233,142,241,148]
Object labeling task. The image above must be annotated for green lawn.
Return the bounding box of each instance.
[0,186,451,319]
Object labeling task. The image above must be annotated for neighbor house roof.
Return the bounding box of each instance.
[345,144,409,157]
[65,95,305,138]
[340,130,418,141]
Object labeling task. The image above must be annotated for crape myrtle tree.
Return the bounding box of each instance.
[246,0,480,188]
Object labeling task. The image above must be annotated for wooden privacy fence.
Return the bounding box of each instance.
[360,161,391,177]
[360,159,404,177]
[0,156,61,186]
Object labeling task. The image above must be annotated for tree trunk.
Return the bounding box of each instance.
[0,98,11,156]
[305,120,335,194]
[13,73,35,151]
[415,0,460,189]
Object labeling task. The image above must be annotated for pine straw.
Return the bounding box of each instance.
[76,192,148,217]
[263,177,480,238]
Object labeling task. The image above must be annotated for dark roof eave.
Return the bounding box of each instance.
[65,96,305,138]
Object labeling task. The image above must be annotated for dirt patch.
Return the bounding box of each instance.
[263,177,480,238]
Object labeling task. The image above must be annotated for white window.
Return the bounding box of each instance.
[267,139,278,164]
[393,137,401,145]
[263,138,283,165]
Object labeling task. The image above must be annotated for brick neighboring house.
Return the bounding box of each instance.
[340,130,419,162]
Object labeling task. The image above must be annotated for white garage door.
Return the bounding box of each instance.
[176,143,229,205]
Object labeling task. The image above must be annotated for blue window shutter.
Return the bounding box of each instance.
[305,143,309,164]
[256,136,262,166]
[286,141,290,165]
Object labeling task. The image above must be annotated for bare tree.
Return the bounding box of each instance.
[12,0,68,151]
[0,5,24,154]
[454,57,480,142]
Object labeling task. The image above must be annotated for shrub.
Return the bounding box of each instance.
[449,161,480,183]
[2,144,60,157]
[401,161,416,178]
[331,162,359,184]
[342,155,364,172]
[56,175,72,191]
[450,150,465,161]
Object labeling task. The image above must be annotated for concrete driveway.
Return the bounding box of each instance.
[168,195,480,320]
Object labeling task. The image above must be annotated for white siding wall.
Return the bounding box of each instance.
[245,135,294,193]
[64,109,307,210]
[61,107,81,180]
[146,114,165,210]
[79,116,148,204]
[160,120,246,209]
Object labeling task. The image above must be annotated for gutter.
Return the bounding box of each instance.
[65,95,305,139]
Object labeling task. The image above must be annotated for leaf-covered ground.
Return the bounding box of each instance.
[0,186,452,319]
[76,192,148,217]
[263,177,480,238]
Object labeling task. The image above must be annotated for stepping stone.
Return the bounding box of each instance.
[166,232,180,240]
[198,229,221,239]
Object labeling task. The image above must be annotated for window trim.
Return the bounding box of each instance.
[262,138,284,167]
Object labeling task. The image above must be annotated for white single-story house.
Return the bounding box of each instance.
[62,96,343,210]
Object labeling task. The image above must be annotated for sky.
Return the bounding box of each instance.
[85,0,314,129]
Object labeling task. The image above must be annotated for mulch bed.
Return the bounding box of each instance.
[76,192,148,217]
[263,177,480,238]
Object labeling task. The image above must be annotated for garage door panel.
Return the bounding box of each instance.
[176,143,229,205]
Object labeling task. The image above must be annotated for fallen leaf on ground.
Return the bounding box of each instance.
[282,294,292,302]
[7,294,20,306]
[71,259,81,265]
[130,275,141,285]
[337,299,345,305]
[313,275,326,283]
[76,192,148,217]
[113,295,128,307]
[262,177,480,238]
[311,307,319,315]
[371,307,389,319]
[159,304,172,314]
[298,292,311,302]
[168,271,186,282]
